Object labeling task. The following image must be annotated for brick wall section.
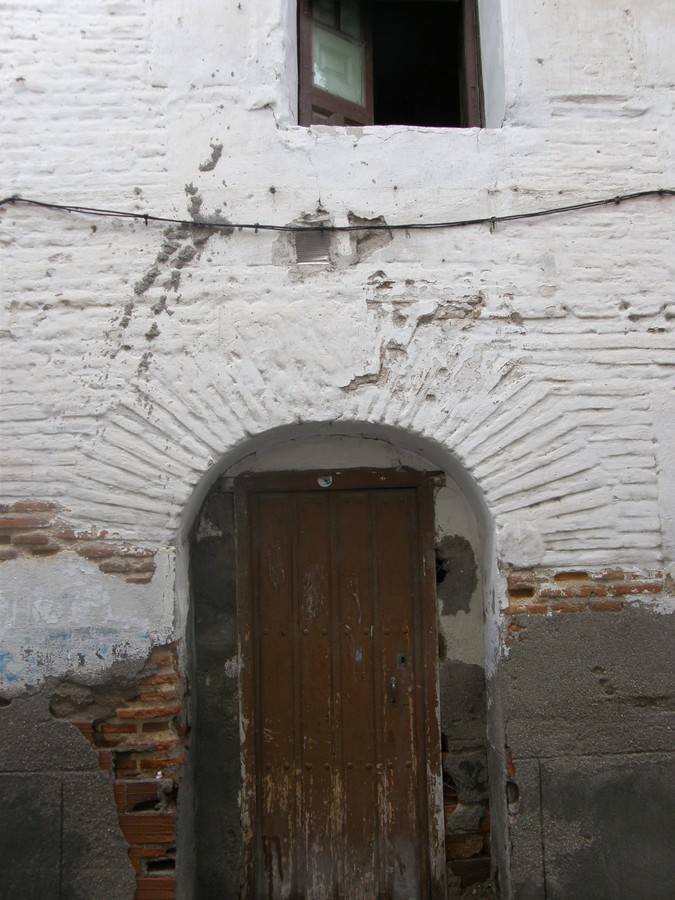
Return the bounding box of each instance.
[443,758,492,892]
[504,568,668,616]
[0,501,157,584]
[70,643,185,900]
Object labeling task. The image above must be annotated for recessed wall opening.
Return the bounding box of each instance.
[298,0,483,127]
[371,1,466,127]
[295,229,331,263]
[179,425,506,899]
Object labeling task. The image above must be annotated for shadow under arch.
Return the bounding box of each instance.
[176,421,508,899]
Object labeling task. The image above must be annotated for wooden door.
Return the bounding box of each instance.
[235,469,445,899]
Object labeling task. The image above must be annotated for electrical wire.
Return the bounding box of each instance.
[0,189,673,235]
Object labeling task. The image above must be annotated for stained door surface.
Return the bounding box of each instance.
[236,470,444,899]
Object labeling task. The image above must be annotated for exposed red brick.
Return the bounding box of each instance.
[77,544,115,559]
[138,688,178,703]
[507,622,527,632]
[0,548,19,561]
[118,546,156,558]
[98,558,137,574]
[117,703,182,720]
[128,847,170,874]
[507,570,536,587]
[553,570,589,582]
[110,737,180,754]
[70,720,94,741]
[507,587,535,600]
[504,603,548,615]
[150,738,181,752]
[115,756,141,774]
[118,814,175,845]
[78,543,116,559]
[60,640,183,899]
[449,856,491,885]
[578,584,608,597]
[113,782,126,813]
[139,754,186,771]
[539,586,577,599]
[30,546,60,556]
[612,581,662,595]
[100,722,139,735]
[505,750,516,779]
[142,720,173,733]
[134,876,176,900]
[11,531,50,545]
[446,834,484,860]
[594,569,625,581]
[590,600,624,612]
[126,781,161,811]
[142,673,180,686]
[548,601,586,613]
[126,575,154,585]
[0,515,51,529]
[148,647,177,665]
[101,733,139,748]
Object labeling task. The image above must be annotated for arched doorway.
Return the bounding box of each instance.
[180,424,502,899]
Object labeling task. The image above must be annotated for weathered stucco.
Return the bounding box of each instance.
[1,0,674,896]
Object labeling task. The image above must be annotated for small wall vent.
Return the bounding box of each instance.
[295,229,330,264]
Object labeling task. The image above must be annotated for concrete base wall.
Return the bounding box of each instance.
[503,605,675,899]
[0,693,135,900]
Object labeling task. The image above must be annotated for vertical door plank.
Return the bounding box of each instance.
[253,493,297,897]
[295,492,336,898]
[375,489,426,896]
[334,491,380,898]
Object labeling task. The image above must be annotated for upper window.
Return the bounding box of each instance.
[298,0,483,127]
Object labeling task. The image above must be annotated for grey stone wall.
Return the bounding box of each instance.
[0,692,135,900]
[502,606,675,899]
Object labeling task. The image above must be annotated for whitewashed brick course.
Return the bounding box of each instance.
[1,0,674,688]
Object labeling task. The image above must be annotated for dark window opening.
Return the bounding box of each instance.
[372,2,462,127]
[298,0,482,128]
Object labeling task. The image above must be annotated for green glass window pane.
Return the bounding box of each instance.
[340,0,361,38]
[313,0,337,27]
[312,24,363,105]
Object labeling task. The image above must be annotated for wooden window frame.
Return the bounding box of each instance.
[298,0,374,126]
[298,0,483,128]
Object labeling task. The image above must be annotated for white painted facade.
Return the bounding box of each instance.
[2,0,674,693]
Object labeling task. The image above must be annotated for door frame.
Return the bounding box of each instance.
[234,468,446,897]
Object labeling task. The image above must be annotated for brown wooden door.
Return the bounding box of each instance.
[236,470,445,899]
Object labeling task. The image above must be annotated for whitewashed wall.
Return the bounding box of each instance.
[1,0,674,690]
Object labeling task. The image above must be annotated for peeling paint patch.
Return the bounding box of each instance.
[134,265,161,296]
[224,656,240,677]
[184,183,233,229]
[0,551,174,695]
[436,536,478,616]
[347,212,393,262]
[198,141,223,172]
